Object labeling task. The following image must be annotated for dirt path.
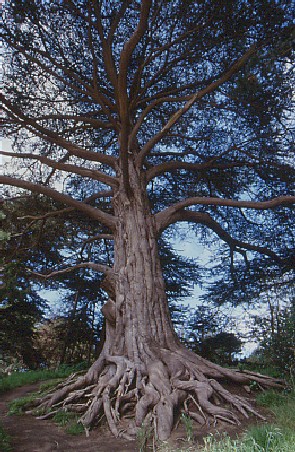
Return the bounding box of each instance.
[0,384,136,452]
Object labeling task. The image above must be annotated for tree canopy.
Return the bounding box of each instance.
[1,1,294,284]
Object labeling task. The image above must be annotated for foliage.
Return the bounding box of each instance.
[0,424,12,452]
[180,413,194,443]
[251,299,294,375]
[200,429,295,452]
[200,332,242,365]
[0,261,47,368]
[1,0,294,307]
[136,420,153,452]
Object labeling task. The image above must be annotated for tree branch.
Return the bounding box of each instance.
[17,207,74,221]
[117,0,152,194]
[146,160,256,182]
[0,176,116,230]
[157,209,285,264]
[1,95,117,169]
[0,151,117,187]
[156,195,295,233]
[136,44,258,167]
[30,262,114,279]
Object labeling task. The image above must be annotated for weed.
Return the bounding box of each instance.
[256,389,293,408]
[53,411,84,435]
[53,411,75,426]
[66,421,85,435]
[180,413,193,442]
[136,419,153,452]
[0,424,12,452]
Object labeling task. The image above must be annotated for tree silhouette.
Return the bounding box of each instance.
[1,0,294,441]
[201,332,242,366]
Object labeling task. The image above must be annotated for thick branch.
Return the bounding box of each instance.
[146,160,255,182]
[157,209,285,263]
[91,1,119,94]
[136,45,258,166]
[0,151,117,187]
[0,176,116,230]
[156,195,295,232]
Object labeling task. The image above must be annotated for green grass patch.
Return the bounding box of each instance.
[198,387,295,451]
[0,423,12,452]
[237,364,285,379]
[8,393,40,415]
[200,429,295,451]
[53,411,84,435]
[0,363,87,394]
[256,388,295,408]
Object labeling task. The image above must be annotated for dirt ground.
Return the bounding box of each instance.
[0,383,272,452]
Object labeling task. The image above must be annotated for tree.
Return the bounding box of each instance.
[0,262,45,368]
[1,0,294,441]
[201,332,242,366]
[184,305,226,351]
[1,195,200,366]
[252,297,295,375]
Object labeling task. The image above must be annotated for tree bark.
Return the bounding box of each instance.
[30,162,286,441]
[111,161,179,360]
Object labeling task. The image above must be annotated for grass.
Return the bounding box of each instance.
[8,393,41,415]
[53,411,84,435]
[0,363,87,395]
[158,385,295,451]
[0,424,12,452]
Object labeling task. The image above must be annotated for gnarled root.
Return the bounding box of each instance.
[30,347,286,442]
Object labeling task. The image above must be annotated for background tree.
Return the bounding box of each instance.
[252,297,294,376]
[1,0,294,441]
[201,332,242,366]
[0,261,46,368]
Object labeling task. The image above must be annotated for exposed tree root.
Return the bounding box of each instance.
[28,347,286,442]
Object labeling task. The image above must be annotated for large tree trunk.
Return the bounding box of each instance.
[31,164,285,441]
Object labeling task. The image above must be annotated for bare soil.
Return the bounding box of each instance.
[0,383,272,452]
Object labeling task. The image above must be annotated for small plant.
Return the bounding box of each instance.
[247,426,283,452]
[180,413,193,442]
[0,424,12,452]
[136,419,153,452]
[66,421,85,435]
[53,411,84,435]
[53,411,75,426]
